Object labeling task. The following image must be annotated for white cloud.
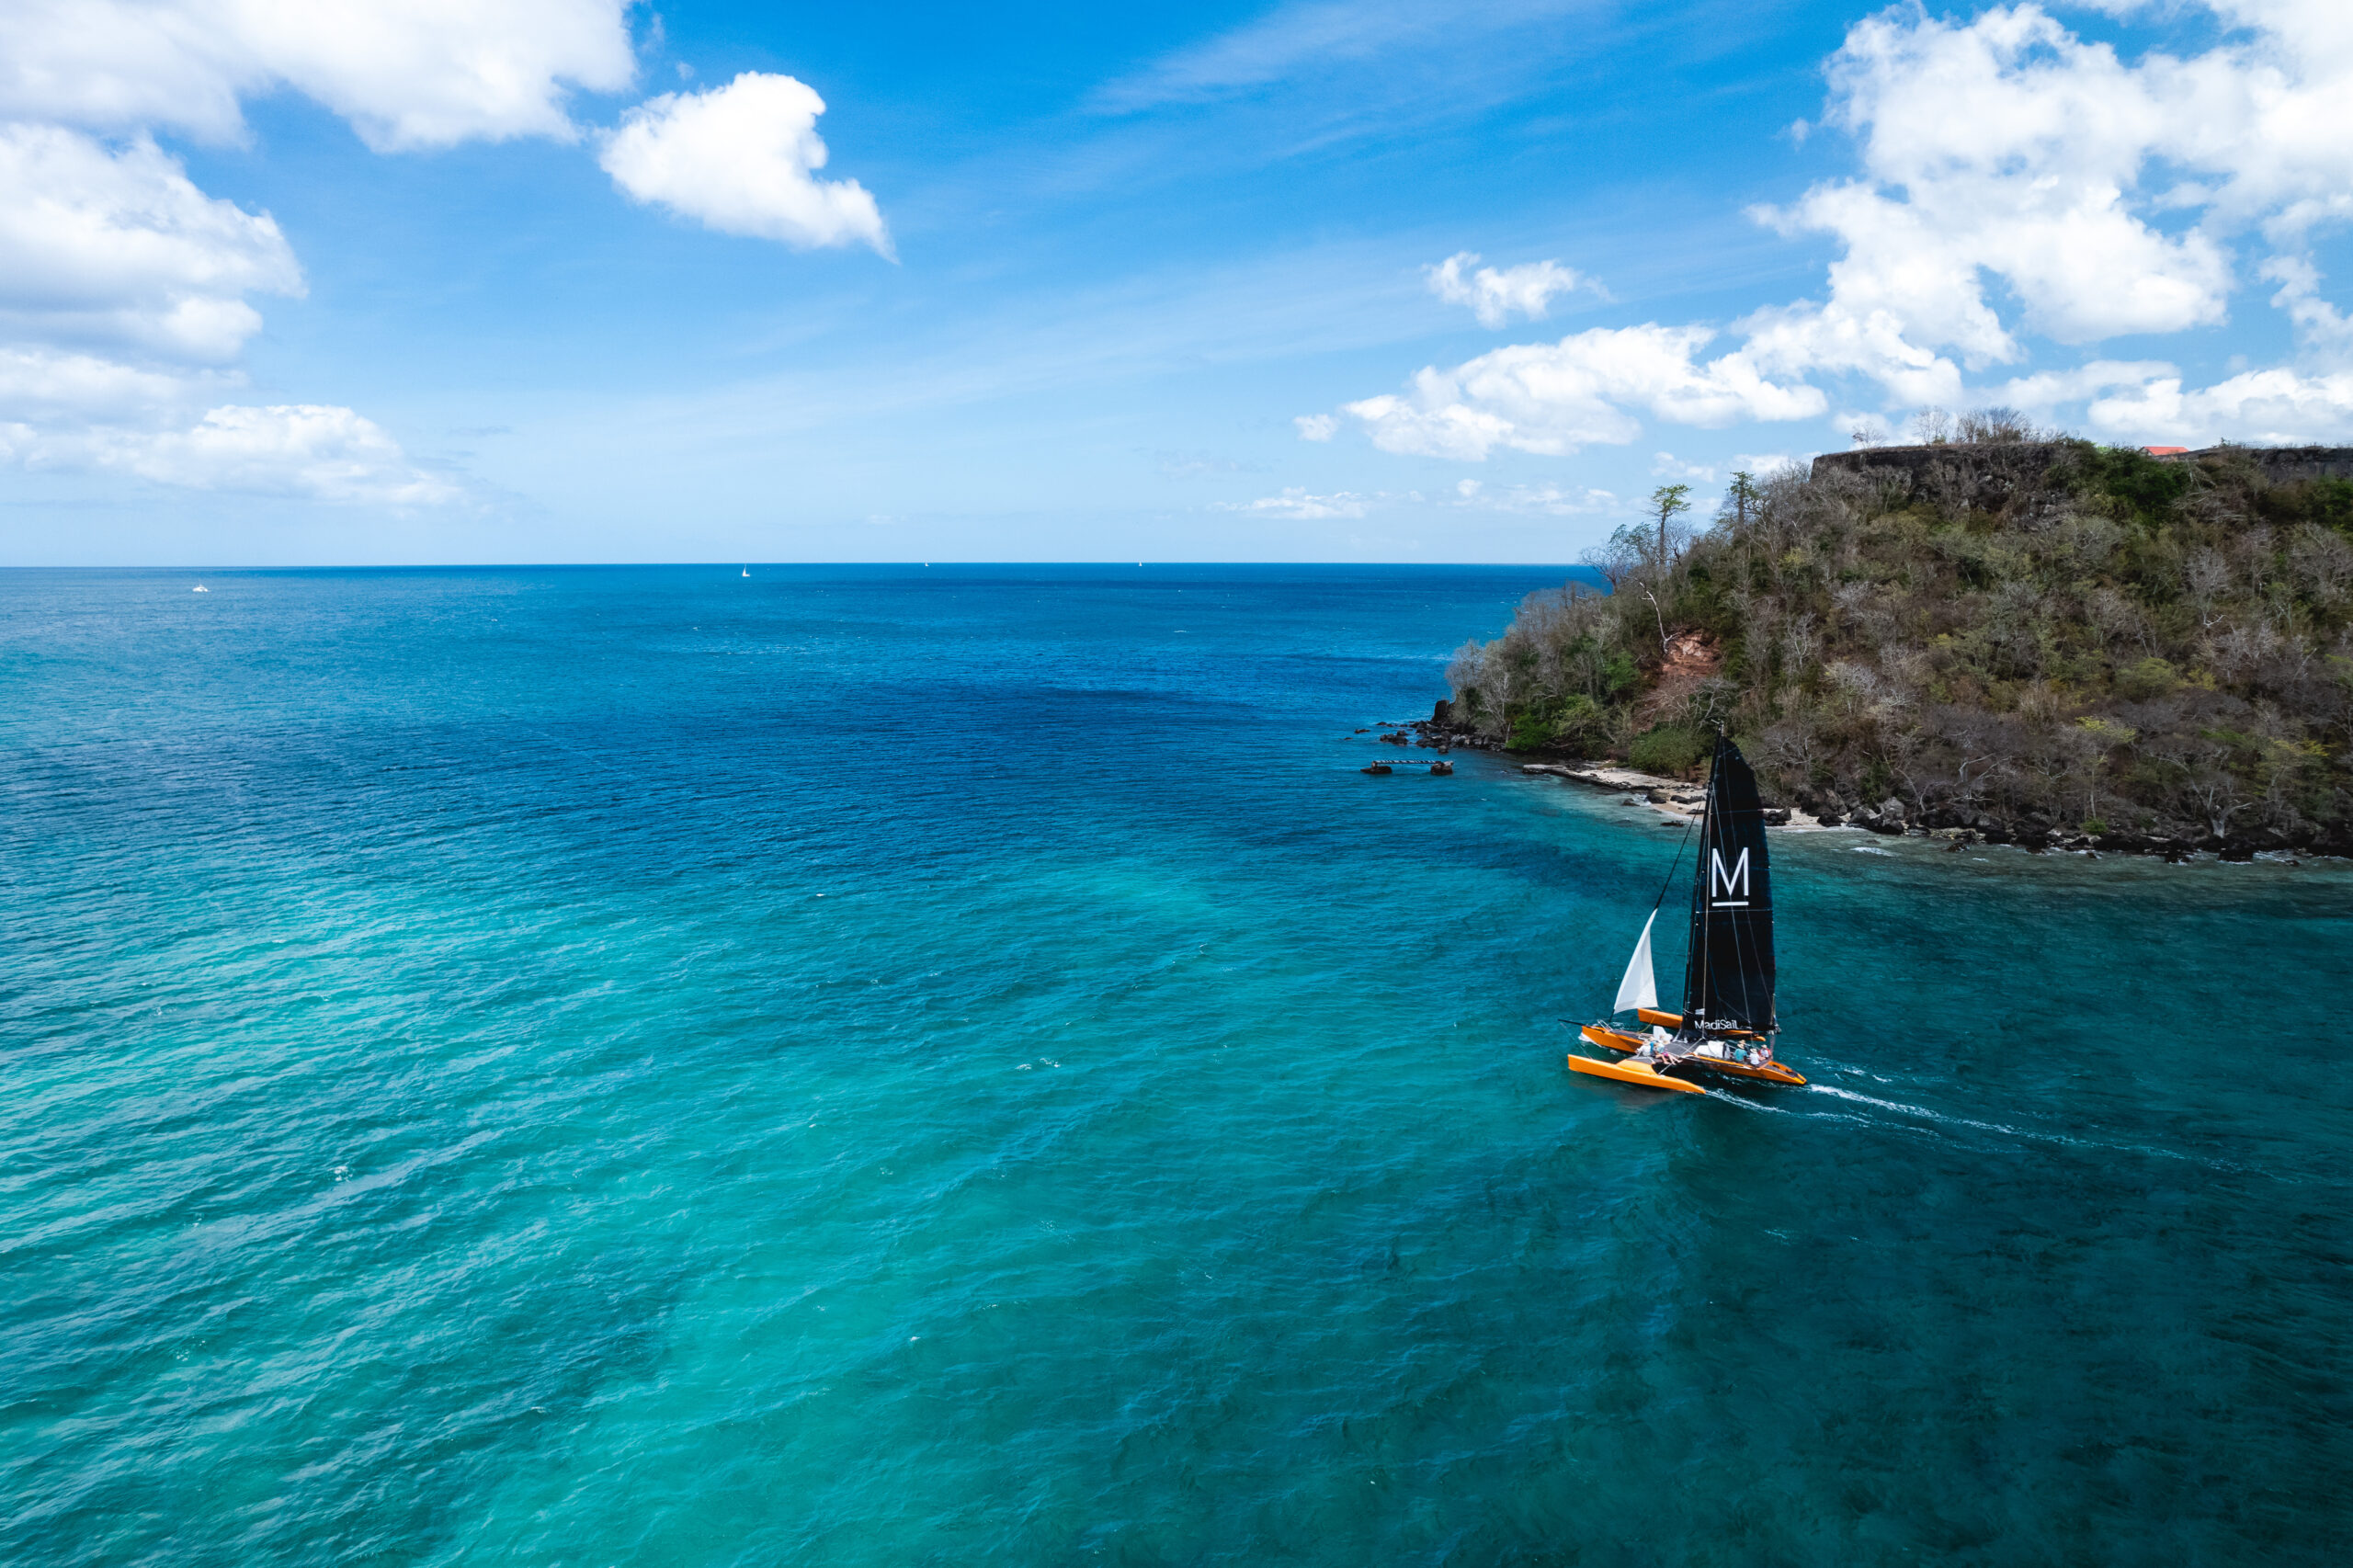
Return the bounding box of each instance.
[2262,254,2353,362]
[1747,1,2353,406]
[2086,368,2353,445]
[7,404,457,504]
[599,73,892,256]
[0,2,652,506]
[1449,477,1614,514]
[1426,251,1585,328]
[0,125,301,369]
[1775,6,2234,355]
[1993,358,2177,415]
[1092,0,1582,112]
[1214,486,1371,519]
[1294,413,1339,440]
[1339,324,1825,460]
[0,129,438,503]
[1651,451,1713,482]
[1318,3,2353,458]
[0,347,225,422]
[0,0,637,150]
[122,404,456,502]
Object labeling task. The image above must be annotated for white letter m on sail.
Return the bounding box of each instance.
[1710,847,1750,904]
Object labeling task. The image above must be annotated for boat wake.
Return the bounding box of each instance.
[1802,1082,2249,1174]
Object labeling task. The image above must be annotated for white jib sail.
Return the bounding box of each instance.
[1612,910,1659,1014]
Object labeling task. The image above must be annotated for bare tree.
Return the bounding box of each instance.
[2289,524,2353,605]
[2185,548,2232,628]
[2071,717,2137,824]
[1954,405,2043,443]
[1578,524,1647,590]
[2084,585,2143,653]
[1779,612,1816,681]
[1445,638,1488,722]
[2147,733,2256,837]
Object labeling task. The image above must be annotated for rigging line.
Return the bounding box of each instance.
[1651,810,1696,913]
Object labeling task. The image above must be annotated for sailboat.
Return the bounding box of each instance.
[1567,730,1805,1092]
[741,565,751,578]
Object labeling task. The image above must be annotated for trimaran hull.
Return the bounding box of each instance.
[1565,1050,1707,1093]
[1575,1024,1805,1086]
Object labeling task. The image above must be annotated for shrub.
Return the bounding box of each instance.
[2118,655,2179,700]
[1602,649,1637,696]
[1506,694,1609,753]
[2078,444,2192,525]
[1629,724,1706,778]
[1552,694,1608,753]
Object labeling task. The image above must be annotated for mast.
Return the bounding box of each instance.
[1681,751,1712,1034]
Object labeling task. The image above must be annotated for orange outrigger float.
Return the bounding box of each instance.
[1567,731,1805,1093]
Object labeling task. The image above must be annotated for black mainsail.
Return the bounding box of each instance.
[1681,732,1776,1037]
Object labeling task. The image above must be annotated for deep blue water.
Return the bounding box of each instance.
[3,564,2348,1566]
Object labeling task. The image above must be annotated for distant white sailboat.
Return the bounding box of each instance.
[741,565,750,578]
[192,584,208,593]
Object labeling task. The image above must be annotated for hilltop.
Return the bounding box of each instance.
[1434,433,2353,858]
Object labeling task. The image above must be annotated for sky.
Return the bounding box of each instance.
[5,0,2353,565]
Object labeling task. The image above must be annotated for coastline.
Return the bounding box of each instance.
[1512,760,1836,830]
[1393,712,2341,863]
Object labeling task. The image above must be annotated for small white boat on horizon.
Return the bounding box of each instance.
[192,584,208,593]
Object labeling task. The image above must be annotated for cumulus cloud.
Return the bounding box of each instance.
[122,404,454,501]
[1426,251,1586,328]
[0,4,642,503]
[0,0,637,150]
[1294,413,1339,441]
[2086,368,2353,445]
[0,346,226,422]
[0,2,695,504]
[117,405,455,502]
[600,73,892,256]
[0,126,301,368]
[3,404,456,504]
[0,130,440,503]
[1773,7,2234,354]
[1338,324,1825,461]
[1313,2,2353,454]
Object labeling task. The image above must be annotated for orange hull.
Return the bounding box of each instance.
[1582,1024,1806,1087]
[1565,1051,1707,1093]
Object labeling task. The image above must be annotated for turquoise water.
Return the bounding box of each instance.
[4,565,2348,1566]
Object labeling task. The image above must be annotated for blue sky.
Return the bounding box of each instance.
[4,1,2350,564]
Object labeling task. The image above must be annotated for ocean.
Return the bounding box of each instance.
[3,564,2347,1566]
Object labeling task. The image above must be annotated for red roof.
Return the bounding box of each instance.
[2143,445,2189,455]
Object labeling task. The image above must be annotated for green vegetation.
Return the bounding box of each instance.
[1444,434,2353,849]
